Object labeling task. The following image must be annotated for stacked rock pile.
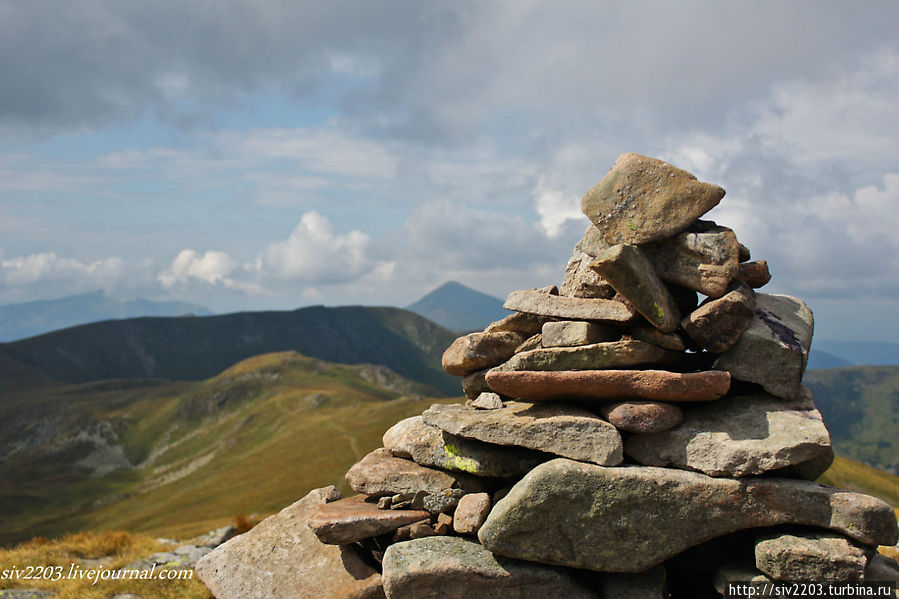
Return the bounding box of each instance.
[196,153,899,599]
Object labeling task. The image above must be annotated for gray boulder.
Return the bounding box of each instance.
[755,531,869,581]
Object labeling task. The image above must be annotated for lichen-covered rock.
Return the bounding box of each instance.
[423,401,623,465]
[713,293,813,400]
[504,289,636,322]
[383,416,546,477]
[345,448,483,497]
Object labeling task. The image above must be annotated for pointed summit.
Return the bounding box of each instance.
[406,281,509,332]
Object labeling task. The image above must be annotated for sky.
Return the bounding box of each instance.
[1,1,898,341]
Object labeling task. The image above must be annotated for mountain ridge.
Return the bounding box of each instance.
[406,280,509,332]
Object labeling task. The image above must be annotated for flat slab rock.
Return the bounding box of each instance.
[346,448,483,497]
[307,494,431,545]
[485,369,730,402]
[755,532,869,582]
[493,339,682,372]
[382,536,596,599]
[504,289,636,322]
[195,486,384,599]
[422,401,623,466]
[713,293,813,401]
[580,152,726,245]
[477,459,898,573]
[624,386,833,478]
[383,416,546,478]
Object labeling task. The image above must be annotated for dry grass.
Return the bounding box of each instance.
[0,530,212,599]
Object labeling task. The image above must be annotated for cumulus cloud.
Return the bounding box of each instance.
[252,211,386,284]
[533,177,585,238]
[1,252,124,286]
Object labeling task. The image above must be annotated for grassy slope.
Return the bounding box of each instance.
[0,351,456,545]
[805,366,899,474]
[0,305,459,396]
[818,456,899,507]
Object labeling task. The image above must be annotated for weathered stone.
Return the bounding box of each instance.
[382,536,595,599]
[514,333,542,353]
[423,401,623,466]
[493,339,681,372]
[737,260,772,288]
[713,562,775,596]
[346,448,482,497]
[681,282,756,353]
[739,242,752,262]
[623,325,685,351]
[560,226,616,299]
[434,513,453,535]
[453,492,492,535]
[307,494,431,545]
[542,320,617,347]
[713,294,814,400]
[383,416,546,478]
[504,289,636,323]
[393,520,437,542]
[590,244,681,332]
[484,312,548,336]
[442,331,525,376]
[755,532,868,581]
[625,387,832,477]
[470,392,503,409]
[195,487,384,599]
[461,369,490,399]
[580,152,726,245]
[485,369,730,402]
[602,566,667,599]
[599,401,683,434]
[422,488,466,515]
[642,221,740,298]
[478,459,898,572]
[865,554,899,587]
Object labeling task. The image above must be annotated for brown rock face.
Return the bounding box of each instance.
[442,331,524,376]
[307,494,431,545]
[736,260,772,288]
[589,244,681,332]
[195,486,384,599]
[461,369,490,399]
[681,282,756,353]
[504,289,636,322]
[486,369,730,402]
[484,312,548,336]
[581,152,726,245]
[542,320,617,347]
[599,401,683,434]
[642,221,740,298]
[453,492,492,535]
[755,532,869,582]
[559,225,616,299]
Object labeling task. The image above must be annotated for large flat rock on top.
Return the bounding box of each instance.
[624,386,833,477]
[504,289,636,322]
[422,401,623,466]
[196,486,384,599]
[478,459,898,573]
[485,369,730,402]
[381,536,596,599]
[713,293,813,400]
[383,416,546,478]
[580,153,726,245]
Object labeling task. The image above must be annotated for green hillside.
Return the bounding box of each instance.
[805,366,899,474]
[0,305,459,396]
[0,351,454,546]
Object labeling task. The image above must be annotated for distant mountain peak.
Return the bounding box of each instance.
[406,281,510,332]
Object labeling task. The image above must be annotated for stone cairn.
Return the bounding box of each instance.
[196,153,899,599]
